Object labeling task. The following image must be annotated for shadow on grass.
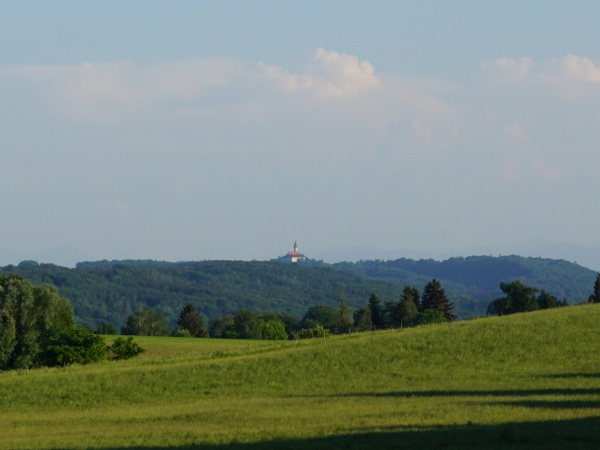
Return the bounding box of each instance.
[286,387,600,399]
[56,417,600,450]
[541,373,600,379]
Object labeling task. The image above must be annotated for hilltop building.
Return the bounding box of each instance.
[283,241,307,263]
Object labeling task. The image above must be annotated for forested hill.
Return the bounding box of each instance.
[1,255,596,329]
[331,255,597,304]
[0,260,403,329]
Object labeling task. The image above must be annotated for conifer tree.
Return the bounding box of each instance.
[421,279,456,321]
[177,303,208,337]
[588,273,600,303]
[368,293,383,329]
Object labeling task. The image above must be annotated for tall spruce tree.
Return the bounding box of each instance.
[421,279,456,321]
[588,273,600,303]
[368,293,383,329]
[177,303,208,337]
[383,301,402,328]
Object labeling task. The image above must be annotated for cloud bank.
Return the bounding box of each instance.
[2,49,600,263]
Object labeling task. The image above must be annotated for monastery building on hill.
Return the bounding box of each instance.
[283,241,307,263]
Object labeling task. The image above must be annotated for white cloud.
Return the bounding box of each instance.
[491,57,534,80]
[411,120,435,145]
[259,48,379,97]
[504,122,529,144]
[534,158,563,180]
[560,55,600,83]
[5,59,243,119]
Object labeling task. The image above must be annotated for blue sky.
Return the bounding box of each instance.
[2,1,600,269]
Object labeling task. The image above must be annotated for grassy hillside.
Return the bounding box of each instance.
[1,304,599,449]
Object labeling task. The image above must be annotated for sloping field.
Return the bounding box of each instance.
[1,305,599,449]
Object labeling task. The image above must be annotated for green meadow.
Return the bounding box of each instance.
[1,305,599,449]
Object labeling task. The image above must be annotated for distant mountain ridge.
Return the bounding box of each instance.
[330,255,597,303]
[1,255,596,329]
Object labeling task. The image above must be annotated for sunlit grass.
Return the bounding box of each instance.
[1,305,600,449]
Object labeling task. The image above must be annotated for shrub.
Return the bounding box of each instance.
[416,309,447,325]
[172,327,192,338]
[262,318,288,340]
[108,336,145,360]
[297,324,331,339]
[44,327,107,367]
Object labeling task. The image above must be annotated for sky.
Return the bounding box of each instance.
[1,1,600,269]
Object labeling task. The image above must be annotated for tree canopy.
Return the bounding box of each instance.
[0,274,143,369]
[421,279,456,321]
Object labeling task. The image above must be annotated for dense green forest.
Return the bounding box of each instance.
[0,255,596,329]
[0,260,403,329]
[331,255,596,303]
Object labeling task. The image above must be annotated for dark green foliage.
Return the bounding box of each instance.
[353,307,372,331]
[588,273,600,303]
[108,336,145,360]
[332,255,597,317]
[208,314,235,338]
[368,293,383,329]
[382,300,402,328]
[177,303,208,337]
[416,309,447,325]
[96,322,118,335]
[1,260,403,329]
[43,326,107,367]
[232,309,263,339]
[121,308,170,336]
[421,279,456,321]
[0,274,75,370]
[537,290,558,309]
[487,281,540,316]
[0,274,144,370]
[2,255,595,327]
[299,305,337,330]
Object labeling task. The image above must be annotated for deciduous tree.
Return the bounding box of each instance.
[487,281,540,316]
[121,308,169,336]
[262,318,287,340]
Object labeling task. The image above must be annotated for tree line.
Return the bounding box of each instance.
[117,274,600,340]
[115,279,457,340]
[0,274,143,370]
[486,273,600,316]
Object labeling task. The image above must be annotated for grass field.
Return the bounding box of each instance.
[1,305,599,449]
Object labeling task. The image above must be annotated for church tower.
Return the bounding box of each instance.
[284,241,307,263]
